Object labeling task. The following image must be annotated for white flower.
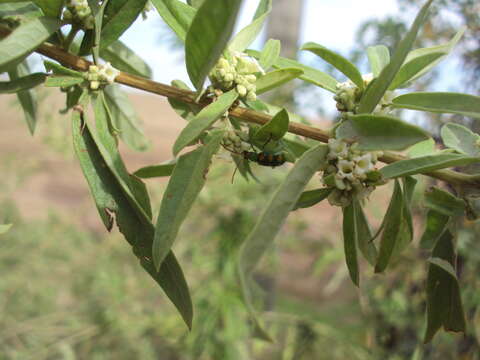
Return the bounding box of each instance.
[327,138,348,160]
[98,62,120,83]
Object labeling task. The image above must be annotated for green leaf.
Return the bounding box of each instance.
[103,84,151,152]
[45,75,84,87]
[419,210,449,250]
[100,40,153,78]
[407,138,436,158]
[357,0,434,113]
[238,145,328,335]
[259,39,280,70]
[391,92,480,120]
[173,89,238,155]
[255,68,303,95]
[153,131,223,269]
[253,108,289,142]
[424,230,466,343]
[388,52,444,90]
[0,72,45,93]
[367,45,390,77]
[168,79,199,121]
[100,0,148,49]
[0,16,61,72]
[354,200,377,266]
[134,162,176,178]
[393,176,417,256]
[0,223,12,235]
[293,188,332,210]
[0,2,43,21]
[44,60,84,77]
[228,0,271,52]
[441,123,480,157]
[8,61,37,135]
[380,153,480,179]
[424,187,465,217]
[403,27,465,83]
[72,98,193,329]
[342,202,360,286]
[151,0,196,42]
[283,138,312,158]
[375,180,404,273]
[302,42,364,89]
[336,114,429,151]
[185,0,242,90]
[246,49,338,93]
[32,0,63,18]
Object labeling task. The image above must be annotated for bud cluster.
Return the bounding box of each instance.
[85,62,120,90]
[209,52,265,102]
[334,73,395,119]
[222,129,248,154]
[63,0,95,30]
[322,138,384,207]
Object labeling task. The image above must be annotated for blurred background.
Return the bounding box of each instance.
[1,0,479,359]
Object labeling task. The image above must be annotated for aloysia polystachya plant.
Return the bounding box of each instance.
[1,0,480,343]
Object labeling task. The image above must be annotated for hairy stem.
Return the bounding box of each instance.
[0,26,479,187]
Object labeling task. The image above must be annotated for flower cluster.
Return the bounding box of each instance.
[85,62,120,90]
[63,0,95,30]
[334,73,395,119]
[209,52,265,102]
[322,138,384,207]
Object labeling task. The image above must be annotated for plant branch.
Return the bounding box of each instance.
[0,26,479,187]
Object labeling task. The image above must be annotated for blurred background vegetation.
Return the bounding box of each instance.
[1,0,480,359]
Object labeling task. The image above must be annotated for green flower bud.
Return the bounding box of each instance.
[236,84,247,97]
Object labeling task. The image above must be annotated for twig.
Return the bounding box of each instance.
[0,26,479,186]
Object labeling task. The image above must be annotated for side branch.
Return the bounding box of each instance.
[1,27,479,186]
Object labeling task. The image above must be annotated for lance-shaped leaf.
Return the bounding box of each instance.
[0,72,45,93]
[186,0,242,90]
[253,108,289,142]
[375,180,404,273]
[441,123,480,157]
[343,203,360,286]
[134,162,176,179]
[8,61,37,135]
[154,131,223,269]
[336,114,429,151]
[393,176,417,256]
[424,231,466,343]
[0,224,12,235]
[419,209,449,250]
[151,0,196,42]
[104,84,151,152]
[357,0,434,113]
[168,80,199,121]
[32,0,63,18]
[391,92,480,120]
[0,16,60,72]
[354,200,377,266]
[302,42,364,89]
[259,39,280,70]
[45,75,84,87]
[44,60,84,77]
[425,187,465,217]
[367,45,390,77]
[246,49,338,93]
[255,68,303,95]
[238,144,328,337]
[293,188,332,210]
[388,52,444,90]
[173,89,237,155]
[187,0,204,9]
[0,2,43,22]
[72,100,193,329]
[402,27,465,84]
[229,0,271,52]
[100,40,153,78]
[380,153,480,179]
[101,0,147,49]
